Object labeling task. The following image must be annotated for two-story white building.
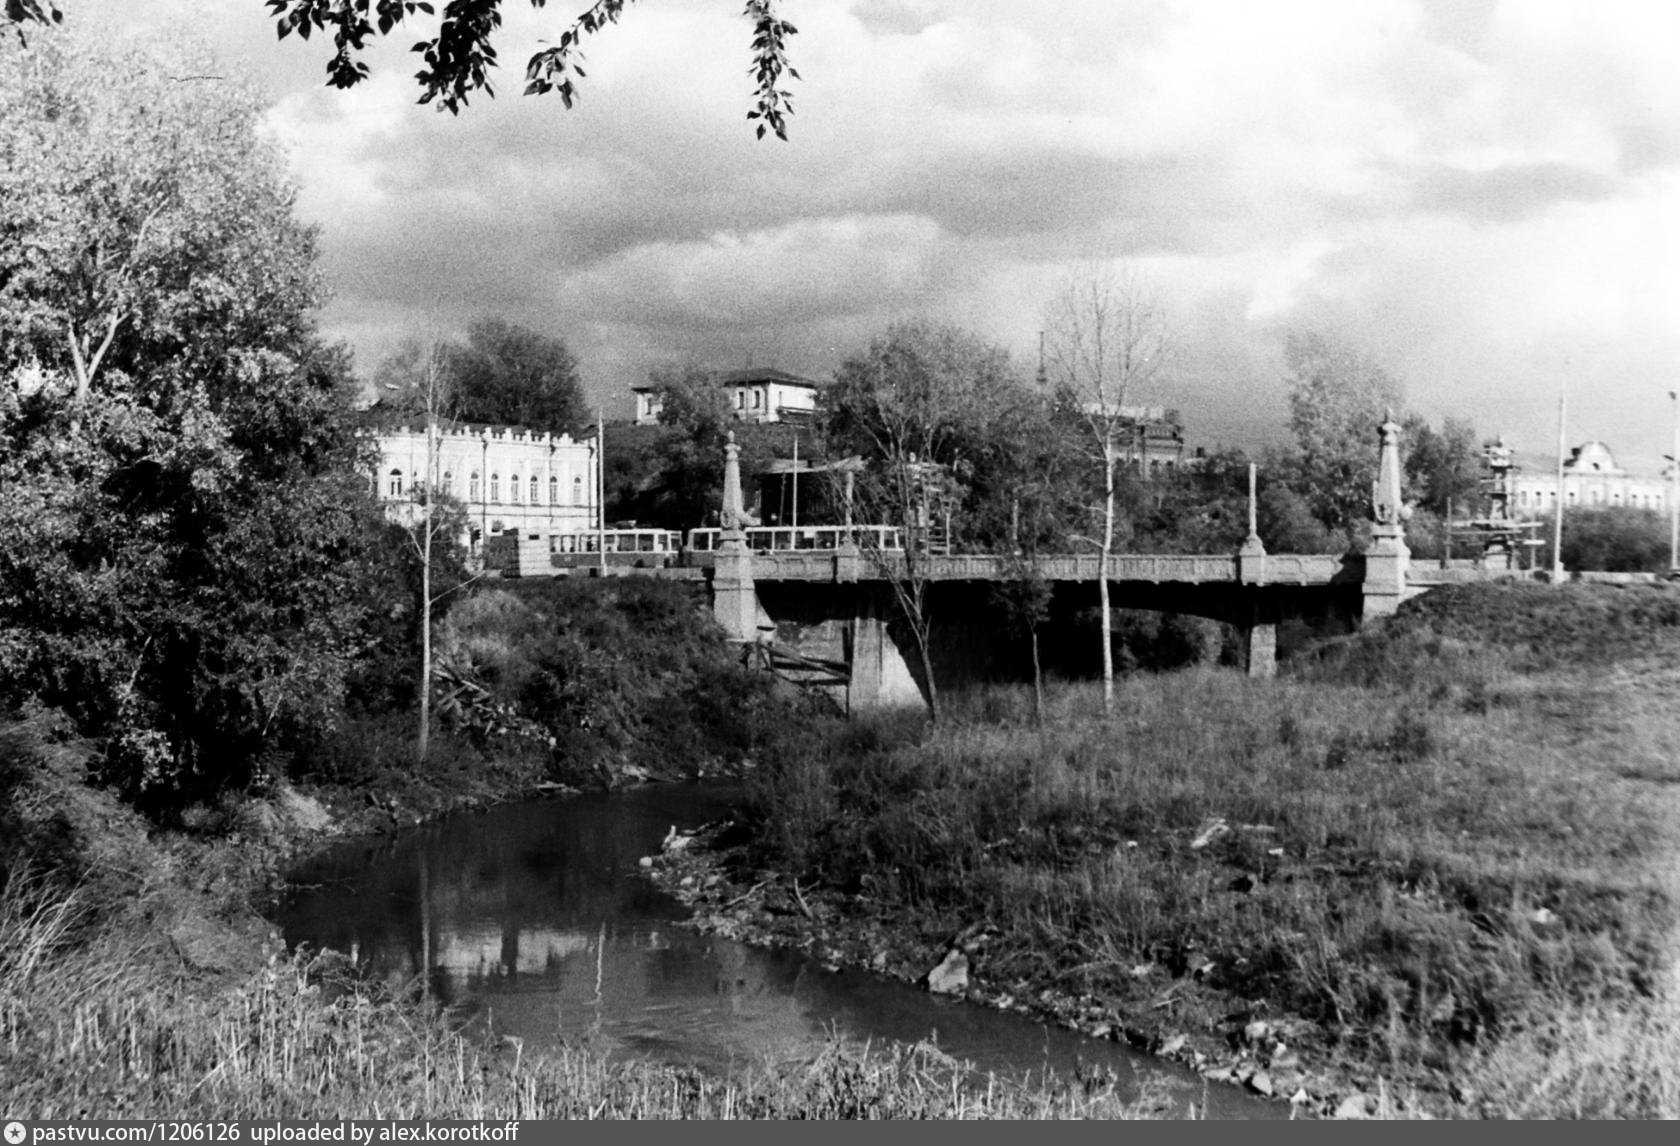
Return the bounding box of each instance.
[1508,440,1671,514]
[372,422,601,555]
[633,367,821,426]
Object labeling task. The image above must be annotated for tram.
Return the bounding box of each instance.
[548,527,684,568]
[684,524,904,553]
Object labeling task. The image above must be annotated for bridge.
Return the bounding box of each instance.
[512,416,1523,710]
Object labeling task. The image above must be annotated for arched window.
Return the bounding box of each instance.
[530,475,540,504]
[469,471,481,500]
[751,389,762,409]
[387,469,403,497]
[549,475,559,505]
[490,473,501,503]
[573,476,585,506]
[510,472,521,503]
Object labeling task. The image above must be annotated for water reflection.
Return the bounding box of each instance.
[278,784,1282,1117]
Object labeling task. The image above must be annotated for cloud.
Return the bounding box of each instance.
[65,0,1680,468]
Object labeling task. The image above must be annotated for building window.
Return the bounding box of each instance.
[549,475,559,505]
[470,472,481,500]
[530,475,540,504]
[751,389,762,410]
[736,390,746,410]
[441,471,453,496]
[573,476,584,506]
[490,473,501,503]
[510,473,521,503]
[387,469,403,497]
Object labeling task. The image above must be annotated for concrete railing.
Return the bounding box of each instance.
[744,550,1351,586]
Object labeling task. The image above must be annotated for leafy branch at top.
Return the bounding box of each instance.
[247,1,799,126]
[4,0,59,44]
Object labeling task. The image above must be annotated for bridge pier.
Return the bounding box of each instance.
[844,593,926,711]
[1242,622,1277,679]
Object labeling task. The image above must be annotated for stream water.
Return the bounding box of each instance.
[276,782,1283,1118]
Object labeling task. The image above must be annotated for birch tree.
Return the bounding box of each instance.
[1044,267,1171,716]
[376,342,469,765]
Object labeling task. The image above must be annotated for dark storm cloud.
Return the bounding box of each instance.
[1403,161,1625,223]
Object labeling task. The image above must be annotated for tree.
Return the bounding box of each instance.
[1403,414,1482,519]
[644,363,736,526]
[1281,331,1404,538]
[823,322,1033,721]
[1044,267,1172,716]
[0,35,320,410]
[174,0,798,131]
[369,319,587,434]
[373,342,480,764]
[0,26,382,812]
[447,318,588,434]
[3,1,58,42]
[9,2,799,126]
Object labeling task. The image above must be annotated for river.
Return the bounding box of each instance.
[276,782,1283,1118]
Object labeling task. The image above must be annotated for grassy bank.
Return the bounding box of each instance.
[0,864,1173,1119]
[722,582,1680,1117]
[0,572,1172,1120]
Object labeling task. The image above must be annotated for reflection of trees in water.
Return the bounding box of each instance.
[279,788,734,975]
[278,786,1221,1108]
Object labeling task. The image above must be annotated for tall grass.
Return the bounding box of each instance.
[0,866,1175,1119]
[742,584,1680,1115]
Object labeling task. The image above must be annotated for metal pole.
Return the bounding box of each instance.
[1670,390,1678,572]
[597,411,607,572]
[791,430,799,530]
[1553,390,1566,582]
[1443,496,1452,570]
[1247,462,1258,539]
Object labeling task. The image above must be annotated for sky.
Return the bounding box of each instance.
[51,0,1680,469]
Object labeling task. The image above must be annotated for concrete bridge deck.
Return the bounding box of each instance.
[724,549,1360,586]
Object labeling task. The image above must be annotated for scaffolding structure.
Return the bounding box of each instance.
[1448,438,1545,569]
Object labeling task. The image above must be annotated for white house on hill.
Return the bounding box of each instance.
[633,367,822,426]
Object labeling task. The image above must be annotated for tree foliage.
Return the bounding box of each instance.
[221,0,801,129]
[371,319,587,435]
[0,27,384,812]
[0,36,321,405]
[824,321,1043,547]
[1556,507,1670,573]
[822,322,1044,720]
[1281,330,1404,538]
[1403,414,1483,519]
[447,318,587,434]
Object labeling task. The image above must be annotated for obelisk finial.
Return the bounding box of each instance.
[721,430,743,531]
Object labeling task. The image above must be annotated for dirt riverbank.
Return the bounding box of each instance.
[644,819,1405,1120]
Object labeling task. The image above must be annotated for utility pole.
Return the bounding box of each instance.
[1670,391,1678,573]
[1552,390,1566,582]
[597,411,607,572]
[791,429,799,530]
